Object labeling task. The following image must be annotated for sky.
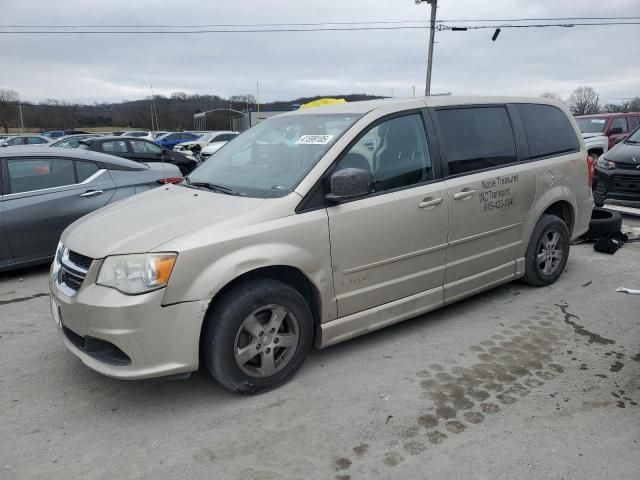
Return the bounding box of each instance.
[1,0,639,104]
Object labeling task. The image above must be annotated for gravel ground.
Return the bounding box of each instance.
[1,227,639,480]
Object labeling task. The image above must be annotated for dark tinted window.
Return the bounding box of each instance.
[437,107,517,175]
[8,158,75,193]
[516,104,580,159]
[610,117,628,133]
[336,114,431,192]
[76,161,99,182]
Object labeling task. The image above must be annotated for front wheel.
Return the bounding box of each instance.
[201,278,313,394]
[522,214,570,287]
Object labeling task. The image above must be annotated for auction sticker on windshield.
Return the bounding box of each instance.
[296,134,334,145]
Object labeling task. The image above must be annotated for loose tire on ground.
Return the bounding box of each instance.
[522,214,570,287]
[201,278,313,394]
[585,207,622,239]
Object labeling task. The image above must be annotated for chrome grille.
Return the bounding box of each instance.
[53,245,93,296]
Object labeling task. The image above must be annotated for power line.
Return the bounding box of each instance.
[0,22,639,34]
[1,16,639,29]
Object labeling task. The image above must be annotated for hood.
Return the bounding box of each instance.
[202,141,226,153]
[582,132,606,139]
[604,141,640,165]
[175,140,200,148]
[62,185,264,258]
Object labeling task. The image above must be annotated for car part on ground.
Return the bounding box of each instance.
[585,207,623,239]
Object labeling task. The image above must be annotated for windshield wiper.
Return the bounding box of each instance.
[187,181,244,196]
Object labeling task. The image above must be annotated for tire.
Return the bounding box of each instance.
[201,278,313,394]
[585,207,622,239]
[522,214,570,287]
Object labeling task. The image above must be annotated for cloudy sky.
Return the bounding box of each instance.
[1,0,639,104]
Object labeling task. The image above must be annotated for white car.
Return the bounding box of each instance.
[173,131,238,158]
[0,135,51,147]
[121,131,156,141]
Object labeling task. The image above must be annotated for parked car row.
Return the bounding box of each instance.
[575,111,640,206]
[0,147,182,272]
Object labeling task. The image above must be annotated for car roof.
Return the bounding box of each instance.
[0,146,148,169]
[281,95,577,117]
[86,135,153,142]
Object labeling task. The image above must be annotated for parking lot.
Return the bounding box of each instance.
[1,222,639,479]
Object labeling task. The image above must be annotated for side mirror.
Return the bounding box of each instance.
[325,168,374,203]
[608,127,623,135]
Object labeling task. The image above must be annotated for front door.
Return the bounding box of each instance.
[2,156,116,263]
[327,112,448,318]
[433,105,536,302]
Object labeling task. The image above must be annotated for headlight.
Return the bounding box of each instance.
[97,253,177,294]
[597,157,615,170]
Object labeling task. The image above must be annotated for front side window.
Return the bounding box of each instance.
[610,117,628,133]
[516,104,580,159]
[437,107,517,175]
[8,158,75,193]
[27,137,46,144]
[130,140,161,154]
[335,113,432,192]
[629,116,640,130]
[188,113,361,198]
[101,140,128,153]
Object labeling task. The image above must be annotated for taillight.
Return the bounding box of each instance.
[157,177,184,184]
[586,154,595,186]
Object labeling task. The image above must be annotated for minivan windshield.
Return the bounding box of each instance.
[187,113,361,198]
[576,117,607,134]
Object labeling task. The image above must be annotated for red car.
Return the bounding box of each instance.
[576,112,640,150]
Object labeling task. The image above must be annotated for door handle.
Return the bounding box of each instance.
[453,189,476,200]
[80,190,103,198]
[418,197,443,208]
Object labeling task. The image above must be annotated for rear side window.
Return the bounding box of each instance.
[516,104,580,159]
[27,137,46,144]
[101,140,128,153]
[7,158,75,193]
[629,116,640,130]
[76,161,99,182]
[436,106,517,176]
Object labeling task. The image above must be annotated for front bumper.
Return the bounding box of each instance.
[50,261,209,380]
[593,167,640,203]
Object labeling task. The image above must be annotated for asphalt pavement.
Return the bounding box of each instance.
[1,221,639,480]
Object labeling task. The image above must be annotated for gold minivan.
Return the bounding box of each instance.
[50,97,593,393]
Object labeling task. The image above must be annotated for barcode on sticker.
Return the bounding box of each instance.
[296,135,334,145]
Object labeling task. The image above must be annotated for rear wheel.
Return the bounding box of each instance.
[201,278,313,394]
[522,214,570,287]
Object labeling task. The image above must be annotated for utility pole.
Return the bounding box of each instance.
[416,0,438,96]
[18,103,24,133]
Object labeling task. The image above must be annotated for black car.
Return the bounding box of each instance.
[77,136,198,175]
[593,126,640,206]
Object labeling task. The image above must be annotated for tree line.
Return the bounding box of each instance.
[0,90,381,133]
[541,86,640,116]
[1,86,638,133]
